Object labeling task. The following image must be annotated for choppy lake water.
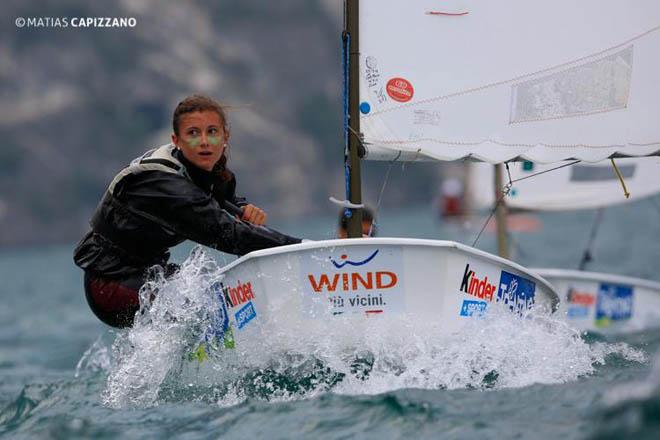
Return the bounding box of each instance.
[2,201,660,439]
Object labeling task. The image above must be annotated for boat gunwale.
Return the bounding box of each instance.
[218,237,560,306]
[532,267,660,292]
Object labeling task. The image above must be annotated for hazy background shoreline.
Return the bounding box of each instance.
[1,0,448,247]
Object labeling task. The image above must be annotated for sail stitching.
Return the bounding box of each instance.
[367,137,660,150]
[364,24,660,118]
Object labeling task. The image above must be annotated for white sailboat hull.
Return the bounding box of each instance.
[533,268,660,334]
[213,238,559,345]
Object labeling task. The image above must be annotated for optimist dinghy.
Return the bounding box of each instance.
[195,238,559,352]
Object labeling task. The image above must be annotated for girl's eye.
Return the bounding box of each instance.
[188,130,199,137]
[208,128,218,135]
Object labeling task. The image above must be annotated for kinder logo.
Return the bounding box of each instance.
[460,264,496,301]
[222,280,255,308]
[308,271,398,293]
[497,271,536,312]
[386,77,414,102]
[567,288,595,306]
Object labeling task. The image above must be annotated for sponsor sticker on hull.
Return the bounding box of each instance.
[219,279,259,331]
[497,270,536,313]
[566,288,596,320]
[595,283,633,328]
[235,301,257,330]
[460,299,488,317]
[303,247,404,316]
[457,263,536,317]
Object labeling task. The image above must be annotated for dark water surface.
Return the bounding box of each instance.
[1,201,660,439]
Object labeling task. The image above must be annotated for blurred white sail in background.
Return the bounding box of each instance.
[468,157,660,211]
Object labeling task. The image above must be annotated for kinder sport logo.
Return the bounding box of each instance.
[330,250,379,268]
[460,263,496,302]
[219,279,258,331]
[458,264,536,317]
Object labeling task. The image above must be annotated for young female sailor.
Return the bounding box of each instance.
[74,94,300,328]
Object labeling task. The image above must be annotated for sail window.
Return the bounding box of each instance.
[510,46,633,123]
[570,164,636,182]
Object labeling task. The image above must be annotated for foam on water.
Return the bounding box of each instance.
[88,247,646,408]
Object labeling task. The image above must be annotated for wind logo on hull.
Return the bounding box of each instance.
[330,250,379,269]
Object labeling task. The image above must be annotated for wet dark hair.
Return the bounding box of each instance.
[173,94,232,180]
[339,207,376,236]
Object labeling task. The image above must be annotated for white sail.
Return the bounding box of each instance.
[359,0,660,163]
[469,157,660,211]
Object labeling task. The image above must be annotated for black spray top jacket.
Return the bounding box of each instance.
[74,144,300,278]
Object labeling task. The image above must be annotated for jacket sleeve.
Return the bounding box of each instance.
[117,171,301,255]
[212,172,248,208]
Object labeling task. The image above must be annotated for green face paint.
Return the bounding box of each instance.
[208,136,222,146]
[187,136,201,147]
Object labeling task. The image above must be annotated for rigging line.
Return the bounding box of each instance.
[610,158,631,199]
[578,207,605,271]
[505,161,513,186]
[510,160,581,184]
[508,232,530,261]
[371,151,402,237]
[471,182,511,248]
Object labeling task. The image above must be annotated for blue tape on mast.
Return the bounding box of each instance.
[342,32,352,219]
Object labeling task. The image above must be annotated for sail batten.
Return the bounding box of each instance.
[359,0,660,164]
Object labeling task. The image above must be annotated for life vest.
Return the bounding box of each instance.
[107,143,191,196]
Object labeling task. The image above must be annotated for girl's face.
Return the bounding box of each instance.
[172,110,227,171]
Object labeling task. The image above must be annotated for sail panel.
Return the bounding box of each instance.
[359,0,660,163]
[469,158,660,211]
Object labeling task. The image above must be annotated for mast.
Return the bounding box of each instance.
[494,164,509,259]
[344,0,363,238]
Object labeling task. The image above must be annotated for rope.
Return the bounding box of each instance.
[508,233,530,261]
[610,158,631,199]
[578,208,605,270]
[510,160,581,184]
[472,164,513,247]
[370,151,402,236]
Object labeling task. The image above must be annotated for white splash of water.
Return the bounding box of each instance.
[97,247,647,408]
[74,334,113,378]
[102,247,225,408]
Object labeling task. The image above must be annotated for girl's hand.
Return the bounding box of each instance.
[241,204,267,226]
